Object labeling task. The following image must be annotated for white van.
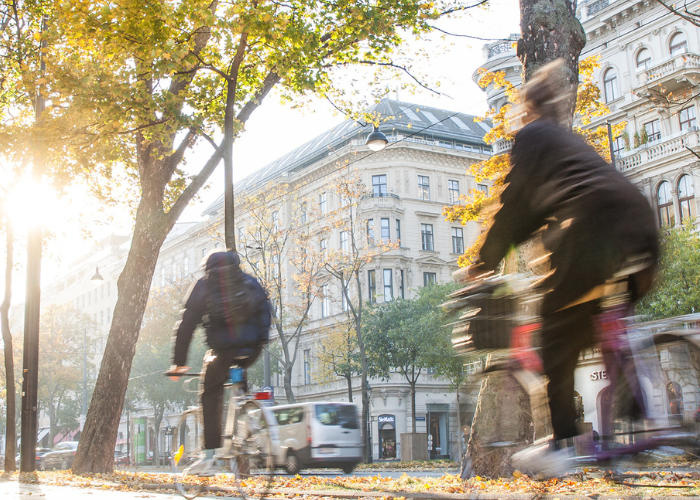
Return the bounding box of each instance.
[271,402,363,474]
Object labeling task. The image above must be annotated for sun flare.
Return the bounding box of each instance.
[4,176,65,231]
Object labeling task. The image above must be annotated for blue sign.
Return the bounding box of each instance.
[415,416,426,421]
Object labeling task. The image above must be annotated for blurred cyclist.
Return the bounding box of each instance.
[466,59,659,471]
[167,251,271,475]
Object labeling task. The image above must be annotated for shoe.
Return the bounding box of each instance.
[511,439,574,479]
[183,457,216,476]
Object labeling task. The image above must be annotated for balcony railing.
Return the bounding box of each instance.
[635,52,700,89]
[618,130,700,172]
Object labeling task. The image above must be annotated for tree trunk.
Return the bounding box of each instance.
[283,362,296,404]
[517,0,586,122]
[467,369,534,477]
[462,0,586,479]
[1,219,16,471]
[352,271,371,463]
[346,374,353,402]
[153,407,163,467]
[72,204,169,473]
[410,380,417,435]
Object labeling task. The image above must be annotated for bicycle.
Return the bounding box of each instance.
[449,272,700,479]
[166,357,278,499]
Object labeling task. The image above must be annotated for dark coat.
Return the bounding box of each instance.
[172,272,271,366]
[477,119,659,315]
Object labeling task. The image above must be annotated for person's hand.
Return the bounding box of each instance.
[166,365,190,381]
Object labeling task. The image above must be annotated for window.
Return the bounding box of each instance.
[301,202,308,224]
[320,238,327,253]
[658,181,674,227]
[452,228,464,254]
[477,184,489,195]
[603,68,619,103]
[303,349,311,385]
[319,192,327,215]
[107,282,110,297]
[383,269,393,302]
[423,272,437,286]
[612,136,625,158]
[421,223,434,251]
[395,219,401,242]
[321,284,330,318]
[644,119,661,142]
[679,174,696,222]
[380,218,390,241]
[202,247,208,258]
[372,174,388,197]
[368,270,376,303]
[272,211,279,231]
[448,180,460,204]
[670,32,687,55]
[340,231,349,252]
[399,270,405,299]
[366,219,375,245]
[680,106,697,131]
[636,49,651,70]
[418,175,430,200]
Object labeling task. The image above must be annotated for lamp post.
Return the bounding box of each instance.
[20,14,48,472]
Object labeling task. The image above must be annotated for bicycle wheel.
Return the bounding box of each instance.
[171,409,207,499]
[228,400,275,499]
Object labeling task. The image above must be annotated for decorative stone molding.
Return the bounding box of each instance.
[397,388,408,405]
[381,388,388,406]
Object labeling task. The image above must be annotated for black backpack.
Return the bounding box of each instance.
[202,262,254,330]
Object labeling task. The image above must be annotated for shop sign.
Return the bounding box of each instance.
[378,415,395,424]
[590,370,608,381]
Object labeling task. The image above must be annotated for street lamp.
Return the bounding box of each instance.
[91,266,104,281]
[366,126,388,151]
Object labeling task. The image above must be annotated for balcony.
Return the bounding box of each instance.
[617,129,700,173]
[634,52,700,96]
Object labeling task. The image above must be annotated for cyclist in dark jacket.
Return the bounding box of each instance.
[168,251,271,475]
[469,60,659,469]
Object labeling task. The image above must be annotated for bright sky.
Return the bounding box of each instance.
[5,0,521,297]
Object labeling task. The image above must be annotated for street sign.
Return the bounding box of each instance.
[415,416,426,421]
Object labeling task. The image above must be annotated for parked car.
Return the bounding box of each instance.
[114,451,131,467]
[42,441,79,470]
[35,448,52,471]
[271,402,362,474]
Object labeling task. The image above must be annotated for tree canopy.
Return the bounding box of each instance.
[636,224,700,320]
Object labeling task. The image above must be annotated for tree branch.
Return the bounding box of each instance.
[356,60,448,97]
[428,25,513,42]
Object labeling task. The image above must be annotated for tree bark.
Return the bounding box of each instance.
[72,201,169,473]
[517,0,586,122]
[1,219,16,472]
[463,0,586,479]
[346,374,353,402]
[467,369,534,477]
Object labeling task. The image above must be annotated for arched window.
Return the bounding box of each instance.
[636,49,651,70]
[678,174,696,222]
[658,181,674,227]
[670,32,688,55]
[666,381,684,421]
[603,68,619,103]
